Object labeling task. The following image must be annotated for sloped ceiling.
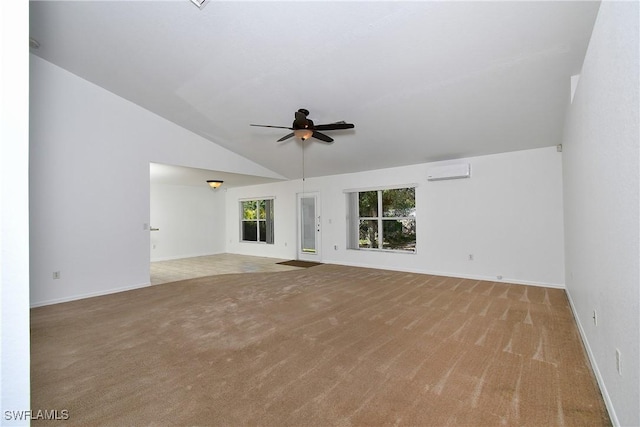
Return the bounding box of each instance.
[30,0,600,181]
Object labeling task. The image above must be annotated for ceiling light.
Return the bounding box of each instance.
[190,0,209,9]
[294,129,313,141]
[207,180,223,189]
[29,37,40,49]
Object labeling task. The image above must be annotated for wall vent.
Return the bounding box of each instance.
[427,163,471,181]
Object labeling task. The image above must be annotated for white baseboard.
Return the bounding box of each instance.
[565,291,619,426]
[30,281,152,308]
[323,260,565,289]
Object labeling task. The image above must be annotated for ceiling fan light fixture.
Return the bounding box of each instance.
[207,180,223,189]
[251,109,353,144]
[294,129,313,141]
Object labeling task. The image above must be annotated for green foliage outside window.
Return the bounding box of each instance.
[242,200,267,220]
[241,199,273,243]
[357,187,415,252]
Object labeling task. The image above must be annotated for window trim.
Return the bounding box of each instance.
[343,183,419,194]
[346,186,416,253]
[239,198,274,244]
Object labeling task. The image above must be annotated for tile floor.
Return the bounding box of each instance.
[150,253,302,285]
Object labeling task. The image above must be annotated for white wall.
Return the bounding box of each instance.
[226,146,565,287]
[150,184,225,261]
[562,2,639,426]
[29,56,283,307]
[0,0,31,423]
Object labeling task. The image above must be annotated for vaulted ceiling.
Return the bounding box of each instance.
[30,1,600,181]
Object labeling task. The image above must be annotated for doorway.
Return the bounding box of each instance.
[297,192,321,262]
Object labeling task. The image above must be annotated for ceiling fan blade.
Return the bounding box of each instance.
[250,124,293,130]
[312,131,334,143]
[314,122,355,131]
[277,132,295,142]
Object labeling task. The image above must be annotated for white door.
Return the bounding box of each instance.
[297,192,321,261]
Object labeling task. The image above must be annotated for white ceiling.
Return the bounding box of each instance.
[30,0,600,184]
[150,162,281,188]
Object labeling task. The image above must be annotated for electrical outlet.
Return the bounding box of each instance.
[496,275,503,280]
[616,349,622,375]
[334,244,338,250]
[593,310,597,326]
[468,254,474,261]
[53,271,61,280]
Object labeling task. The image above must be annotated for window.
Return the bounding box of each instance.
[347,187,415,252]
[240,199,274,243]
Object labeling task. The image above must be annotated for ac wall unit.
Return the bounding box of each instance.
[427,163,471,181]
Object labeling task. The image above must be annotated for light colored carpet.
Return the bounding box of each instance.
[31,264,610,426]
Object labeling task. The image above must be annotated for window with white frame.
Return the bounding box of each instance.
[347,187,416,252]
[240,199,274,243]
